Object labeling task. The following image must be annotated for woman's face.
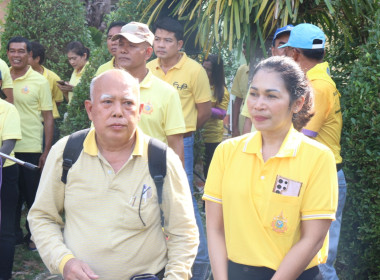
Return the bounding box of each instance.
[247,69,299,135]
[202,60,213,85]
[67,51,87,71]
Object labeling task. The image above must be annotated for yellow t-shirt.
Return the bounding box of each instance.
[12,66,53,153]
[303,62,343,164]
[0,58,13,89]
[203,127,338,270]
[68,62,88,103]
[42,66,64,119]
[241,93,250,118]
[0,99,22,167]
[202,86,230,143]
[95,57,115,76]
[147,52,211,133]
[139,70,186,143]
[231,64,249,99]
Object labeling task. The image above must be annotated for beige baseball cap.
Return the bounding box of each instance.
[112,22,154,46]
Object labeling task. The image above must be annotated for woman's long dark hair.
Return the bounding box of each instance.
[204,54,226,103]
[66,41,90,60]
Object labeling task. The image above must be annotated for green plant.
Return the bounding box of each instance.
[0,0,92,80]
[332,11,380,279]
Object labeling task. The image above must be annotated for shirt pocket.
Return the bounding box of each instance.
[263,193,301,237]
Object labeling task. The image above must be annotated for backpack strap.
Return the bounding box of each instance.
[61,128,90,184]
[148,138,167,204]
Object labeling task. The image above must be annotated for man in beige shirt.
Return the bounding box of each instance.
[28,69,199,280]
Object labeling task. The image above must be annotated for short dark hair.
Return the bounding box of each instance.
[107,21,127,35]
[30,41,46,65]
[152,17,184,41]
[299,47,325,61]
[252,56,314,130]
[203,54,226,103]
[7,36,32,52]
[66,41,90,60]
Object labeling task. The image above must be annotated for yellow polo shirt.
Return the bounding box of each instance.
[28,128,198,279]
[0,58,13,89]
[12,66,52,153]
[203,126,338,270]
[95,57,115,76]
[202,86,230,143]
[0,99,22,167]
[139,70,186,143]
[42,66,64,119]
[147,52,211,133]
[231,64,249,99]
[303,62,343,164]
[68,62,88,103]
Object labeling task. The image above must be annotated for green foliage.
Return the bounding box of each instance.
[328,10,380,279]
[0,0,92,80]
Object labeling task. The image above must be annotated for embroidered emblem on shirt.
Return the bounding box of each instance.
[273,175,302,197]
[21,86,30,94]
[271,211,288,233]
[142,101,153,115]
[173,81,188,91]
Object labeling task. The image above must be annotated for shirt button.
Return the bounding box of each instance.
[261,176,265,180]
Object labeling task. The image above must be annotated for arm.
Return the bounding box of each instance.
[0,139,16,166]
[57,82,74,102]
[40,110,54,170]
[206,200,228,280]
[242,117,252,134]
[272,219,332,280]
[167,134,184,166]
[3,88,13,104]
[196,101,212,129]
[232,97,243,137]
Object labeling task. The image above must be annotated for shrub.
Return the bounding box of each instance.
[334,13,380,279]
[0,0,92,80]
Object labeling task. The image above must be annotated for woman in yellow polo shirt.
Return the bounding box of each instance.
[201,54,230,178]
[203,56,338,279]
[57,41,89,104]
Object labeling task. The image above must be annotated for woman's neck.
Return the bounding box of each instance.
[261,125,290,162]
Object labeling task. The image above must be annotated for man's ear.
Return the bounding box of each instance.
[145,46,153,61]
[84,100,93,121]
[177,40,184,51]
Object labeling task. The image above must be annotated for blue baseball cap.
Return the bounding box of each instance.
[279,23,325,49]
[272,24,294,46]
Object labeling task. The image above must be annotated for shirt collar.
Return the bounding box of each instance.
[83,127,144,157]
[10,65,33,81]
[243,125,302,158]
[156,51,187,70]
[306,62,336,87]
[139,69,153,89]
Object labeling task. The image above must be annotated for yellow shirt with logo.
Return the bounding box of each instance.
[95,57,115,76]
[139,70,186,143]
[42,66,64,119]
[203,127,338,270]
[0,99,22,167]
[68,62,88,103]
[147,52,211,133]
[303,62,343,164]
[12,66,52,153]
[202,86,229,143]
[0,58,13,89]
[28,128,198,279]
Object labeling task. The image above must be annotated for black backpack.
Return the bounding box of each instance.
[61,128,167,204]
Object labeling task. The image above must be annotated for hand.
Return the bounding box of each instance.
[57,82,74,92]
[63,258,99,280]
[38,151,48,170]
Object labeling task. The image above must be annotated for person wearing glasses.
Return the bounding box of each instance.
[28,69,199,280]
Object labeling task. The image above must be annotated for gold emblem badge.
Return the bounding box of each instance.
[21,86,30,94]
[271,211,288,233]
[142,101,153,115]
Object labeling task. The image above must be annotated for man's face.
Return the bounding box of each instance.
[107,26,123,56]
[271,33,290,56]
[153,28,183,60]
[7,42,30,71]
[28,54,40,70]
[85,71,143,145]
[116,37,152,71]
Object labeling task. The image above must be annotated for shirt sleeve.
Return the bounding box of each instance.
[161,148,199,279]
[240,93,250,118]
[203,143,225,204]
[0,60,13,89]
[39,78,53,111]
[2,103,22,141]
[193,67,211,104]
[301,147,338,220]
[302,81,334,137]
[164,87,186,136]
[51,74,64,103]
[27,138,75,274]
[231,66,248,99]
